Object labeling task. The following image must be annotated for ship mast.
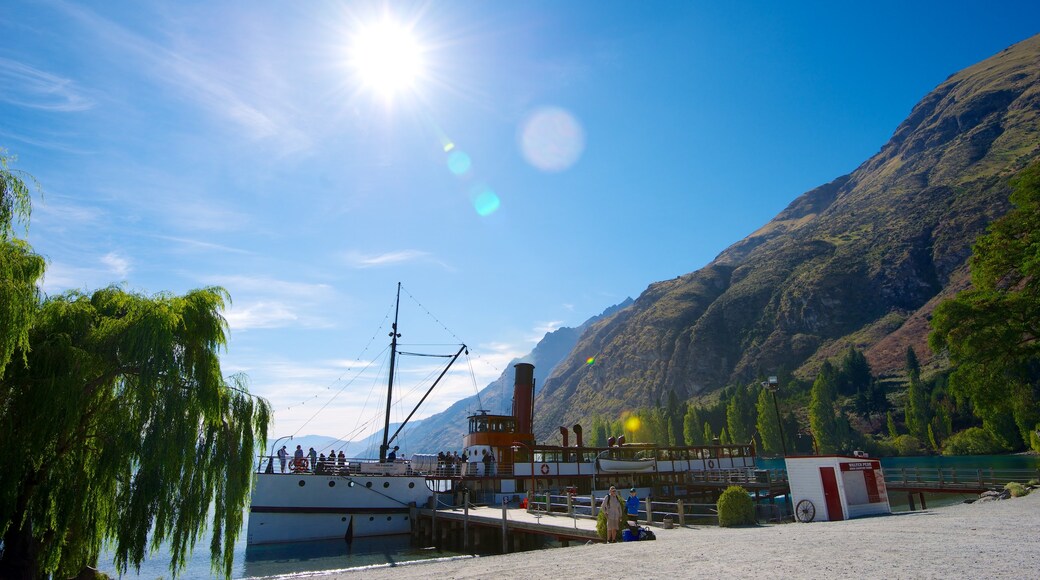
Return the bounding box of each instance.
[380,282,402,463]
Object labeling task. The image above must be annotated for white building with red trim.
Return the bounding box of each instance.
[785,455,891,522]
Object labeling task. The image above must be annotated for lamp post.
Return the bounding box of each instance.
[761,377,788,457]
[512,441,535,508]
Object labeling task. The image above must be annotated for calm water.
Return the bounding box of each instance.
[100,524,470,579]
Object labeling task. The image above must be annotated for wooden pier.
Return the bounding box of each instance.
[883,466,1039,511]
[411,501,599,554]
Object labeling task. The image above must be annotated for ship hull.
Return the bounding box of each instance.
[248,473,432,545]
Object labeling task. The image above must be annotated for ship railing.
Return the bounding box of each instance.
[683,467,786,487]
[254,455,416,476]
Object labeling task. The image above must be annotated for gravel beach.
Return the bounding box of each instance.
[312,491,1039,580]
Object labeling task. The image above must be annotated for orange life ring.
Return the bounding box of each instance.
[540,463,550,475]
[707,459,715,469]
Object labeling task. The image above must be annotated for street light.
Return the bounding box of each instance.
[761,376,788,457]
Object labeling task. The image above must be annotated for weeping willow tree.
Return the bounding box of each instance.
[0,152,270,579]
[0,150,45,377]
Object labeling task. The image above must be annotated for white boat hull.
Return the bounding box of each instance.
[597,458,657,473]
[248,473,432,545]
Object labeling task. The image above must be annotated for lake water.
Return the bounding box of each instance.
[100,527,472,579]
[103,454,1038,578]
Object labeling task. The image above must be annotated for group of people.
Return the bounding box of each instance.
[599,486,641,543]
[437,451,467,476]
[274,444,347,474]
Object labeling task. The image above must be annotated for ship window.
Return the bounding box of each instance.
[366,482,373,488]
[329,481,336,487]
[298,480,306,487]
[386,516,392,521]
[369,516,374,521]
[408,482,415,488]
[383,482,390,488]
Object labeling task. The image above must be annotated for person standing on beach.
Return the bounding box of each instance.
[601,486,624,543]
[626,488,641,528]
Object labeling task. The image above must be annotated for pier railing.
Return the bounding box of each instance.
[524,493,786,526]
[884,467,1039,493]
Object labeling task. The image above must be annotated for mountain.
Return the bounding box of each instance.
[390,298,633,454]
[533,34,1040,440]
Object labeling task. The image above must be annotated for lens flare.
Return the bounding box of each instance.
[471,186,500,216]
[624,416,641,433]
[586,356,596,365]
[519,106,585,172]
[447,150,471,175]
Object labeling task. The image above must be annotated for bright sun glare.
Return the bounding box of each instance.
[350,18,424,99]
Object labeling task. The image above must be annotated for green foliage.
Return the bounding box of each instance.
[726,384,755,444]
[755,387,783,455]
[1,287,271,578]
[596,506,607,540]
[887,411,899,438]
[703,421,714,443]
[930,161,1040,451]
[809,362,839,453]
[683,406,703,445]
[836,346,872,396]
[1032,423,1040,453]
[716,486,755,527]
[0,152,45,377]
[905,346,921,384]
[1004,482,1030,497]
[904,372,930,441]
[891,435,926,456]
[941,427,1007,456]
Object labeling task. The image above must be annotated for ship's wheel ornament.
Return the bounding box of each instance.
[796,499,816,523]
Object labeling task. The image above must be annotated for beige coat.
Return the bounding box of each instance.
[601,493,624,528]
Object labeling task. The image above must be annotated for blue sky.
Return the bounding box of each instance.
[4,1,1039,444]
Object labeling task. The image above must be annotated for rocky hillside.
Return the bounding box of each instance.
[533,34,1040,440]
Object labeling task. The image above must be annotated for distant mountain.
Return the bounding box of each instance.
[390,298,633,454]
[533,34,1040,440]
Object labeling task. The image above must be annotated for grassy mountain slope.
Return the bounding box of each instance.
[533,34,1040,440]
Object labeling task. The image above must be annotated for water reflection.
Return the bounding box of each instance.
[242,535,464,578]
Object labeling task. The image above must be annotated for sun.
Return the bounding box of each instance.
[350,18,425,99]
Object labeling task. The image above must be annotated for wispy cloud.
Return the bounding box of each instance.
[52,1,308,148]
[206,274,339,331]
[40,252,130,293]
[152,234,251,255]
[0,57,94,112]
[100,251,130,278]
[342,249,452,270]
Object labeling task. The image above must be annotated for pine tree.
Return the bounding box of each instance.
[809,361,839,453]
[755,387,783,456]
[683,406,703,445]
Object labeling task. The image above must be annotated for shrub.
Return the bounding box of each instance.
[1004,482,1030,497]
[596,507,607,540]
[717,485,754,527]
[891,435,925,456]
[941,427,1007,456]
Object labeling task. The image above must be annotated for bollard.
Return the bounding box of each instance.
[501,497,509,553]
[566,494,573,516]
[677,499,685,527]
[645,497,652,526]
[463,488,470,552]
